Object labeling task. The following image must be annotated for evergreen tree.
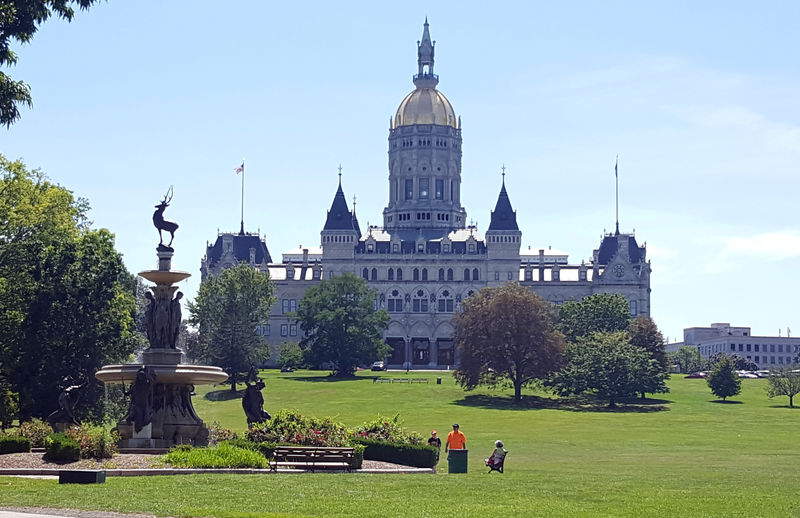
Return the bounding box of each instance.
[706,355,741,401]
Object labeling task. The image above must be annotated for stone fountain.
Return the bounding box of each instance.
[95,188,227,448]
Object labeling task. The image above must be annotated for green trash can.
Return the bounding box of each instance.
[447,449,468,473]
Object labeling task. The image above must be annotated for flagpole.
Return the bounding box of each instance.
[615,155,619,236]
[240,159,245,235]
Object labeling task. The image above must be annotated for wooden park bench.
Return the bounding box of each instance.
[410,378,429,383]
[392,378,409,383]
[373,378,391,383]
[270,446,354,472]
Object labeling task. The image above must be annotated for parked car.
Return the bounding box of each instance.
[280,366,294,373]
[371,361,386,371]
[685,371,708,379]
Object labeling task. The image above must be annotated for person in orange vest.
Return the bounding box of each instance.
[445,423,466,452]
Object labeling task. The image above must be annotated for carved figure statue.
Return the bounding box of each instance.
[169,292,183,348]
[125,366,157,433]
[144,291,156,345]
[46,381,85,429]
[153,187,179,250]
[247,364,259,383]
[242,379,270,426]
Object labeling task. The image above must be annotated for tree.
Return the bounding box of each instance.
[547,331,664,407]
[1,0,101,127]
[766,368,800,408]
[296,273,390,377]
[628,316,670,398]
[452,283,565,402]
[708,352,757,371]
[670,346,704,374]
[0,156,140,420]
[558,293,631,343]
[188,263,275,391]
[277,342,304,370]
[706,355,741,401]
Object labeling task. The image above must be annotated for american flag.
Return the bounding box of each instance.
[235,162,244,174]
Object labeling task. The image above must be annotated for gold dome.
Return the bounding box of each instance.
[394,87,457,129]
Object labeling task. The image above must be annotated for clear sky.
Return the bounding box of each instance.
[4,1,800,342]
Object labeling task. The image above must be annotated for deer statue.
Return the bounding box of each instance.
[153,187,179,249]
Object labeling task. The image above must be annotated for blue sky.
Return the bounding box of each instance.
[4,1,800,342]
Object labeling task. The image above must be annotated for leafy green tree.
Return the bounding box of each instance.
[0,155,140,420]
[708,352,757,371]
[453,283,565,402]
[277,342,304,370]
[628,316,670,398]
[296,273,389,377]
[0,380,18,429]
[547,331,664,407]
[766,368,800,408]
[670,346,705,374]
[1,0,101,127]
[706,355,741,401]
[558,293,631,343]
[188,263,275,391]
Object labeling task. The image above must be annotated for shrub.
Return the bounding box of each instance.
[17,418,53,448]
[351,438,437,468]
[0,387,19,429]
[0,434,30,454]
[164,443,268,469]
[66,424,119,459]
[352,414,423,445]
[44,433,80,462]
[246,410,349,447]
[208,422,238,445]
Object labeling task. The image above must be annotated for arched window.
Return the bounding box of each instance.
[422,268,428,281]
[387,289,403,312]
[412,289,429,313]
[472,268,479,281]
[371,268,377,281]
[438,268,445,281]
[413,268,420,281]
[397,268,403,281]
[362,268,368,280]
[438,290,454,313]
[447,268,453,281]
[463,268,470,281]
[388,268,394,281]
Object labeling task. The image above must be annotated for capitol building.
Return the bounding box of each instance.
[201,21,652,368]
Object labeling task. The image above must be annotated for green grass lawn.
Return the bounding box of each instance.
[2,371,799,517]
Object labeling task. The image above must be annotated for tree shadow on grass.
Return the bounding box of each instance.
[204,389,244,401]
[767,404,800,409]
[452,394,671,413]
[709,400,743,404]
[287,375,374,383]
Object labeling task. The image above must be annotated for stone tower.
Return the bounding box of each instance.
[383,19,466,231]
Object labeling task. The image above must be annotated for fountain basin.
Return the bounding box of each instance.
[95,364,228,385]
[138,269,191,285]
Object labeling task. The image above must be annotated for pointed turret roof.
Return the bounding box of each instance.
[488,177,519,231]
[323,179,357,231]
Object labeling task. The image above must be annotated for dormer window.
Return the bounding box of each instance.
[468,243,475,253]
[418,244,424,253]
[367,243,374,252]
[393,243,399,253]
[443,244,450,253]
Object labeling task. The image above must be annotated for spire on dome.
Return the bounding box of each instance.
[414,19,438,88]
[488,169,519,231]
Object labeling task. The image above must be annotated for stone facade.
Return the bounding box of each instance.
[201,21,651,368]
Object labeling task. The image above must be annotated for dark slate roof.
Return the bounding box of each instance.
[323,183,357,231]
[351,209,362,238]
[595,234,644,265]
[488,181,519,231]
[206,233,272,264]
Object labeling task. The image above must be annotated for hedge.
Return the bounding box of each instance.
[351,438,437,468]
[0,435,31,454]
[44,433,80,462]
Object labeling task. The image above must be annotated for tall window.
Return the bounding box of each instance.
[447,268,453,280]
[397,268,403,281]
[371,268,377,281]
[463,268,470,281]
[405,179,413,200]
[438,290,454,313]
[280,324,288,337]
[413,268,420,281]
[362,268,368,280]
[435,179,444,200]
[387,290,403,312]
[412,290,428,313]
[419,178,429,199]
[472,268,479,281]
[388,268,394,281]
[422,268,428,281]
[438,268,445,281]
[289,324,297,337]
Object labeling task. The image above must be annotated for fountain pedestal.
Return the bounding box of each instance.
[95,248,227,448]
